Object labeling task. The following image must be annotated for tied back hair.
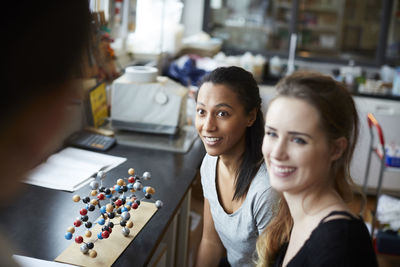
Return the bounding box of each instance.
[197,66,265,200]
[256,71,360,267]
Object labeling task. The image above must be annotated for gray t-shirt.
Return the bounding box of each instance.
[200,154,276,267]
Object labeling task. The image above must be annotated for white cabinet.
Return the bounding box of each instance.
[352,96,400,195]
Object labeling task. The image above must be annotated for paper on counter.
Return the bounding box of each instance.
[13,255,76,267]
[24,147,126,192]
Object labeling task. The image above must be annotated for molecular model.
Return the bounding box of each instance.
[64,168,163,258]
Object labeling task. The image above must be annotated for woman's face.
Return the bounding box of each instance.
[262,97,334,195]
[195,82,254,157]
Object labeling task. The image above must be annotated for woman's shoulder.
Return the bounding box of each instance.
[200,154,217,174]
[303,212,378,266]
[250,163,272,193]
[201,153,217,166]
[311,210,370,243]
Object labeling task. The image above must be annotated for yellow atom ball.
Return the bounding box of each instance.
[91,190,97,196]
[85,230,92,237]
[90,199,98,206]
[117,179,124,186]
[67,226,75,233]
[106,203,114,213]
[126,221,134,228]
[89,250,97,258]
[146,187,155,195]
[124,205,131,211]
[128,168,135,176]
[72,195,80,202]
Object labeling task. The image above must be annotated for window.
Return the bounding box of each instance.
[204,0,398,66]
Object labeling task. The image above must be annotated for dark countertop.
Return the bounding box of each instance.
[0,138,206,266]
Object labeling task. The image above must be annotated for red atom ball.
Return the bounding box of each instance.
[74,220,82,227]
[97,193,105,200]
[128,176,135,183]
[115,199,122,206]
[75,236,83,243]
[80,208,88,215]
[102,231,110,238]
[131,203,139,209]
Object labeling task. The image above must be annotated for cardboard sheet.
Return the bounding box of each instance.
[55,201,157,267]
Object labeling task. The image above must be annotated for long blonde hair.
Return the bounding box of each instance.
[256,71,359,266]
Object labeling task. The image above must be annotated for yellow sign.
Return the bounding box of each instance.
[89,83,108,128]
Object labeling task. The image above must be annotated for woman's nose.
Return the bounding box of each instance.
[203,115,216,131]
[271,139,288,160]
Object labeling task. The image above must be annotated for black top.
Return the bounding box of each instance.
[273,211,378,267]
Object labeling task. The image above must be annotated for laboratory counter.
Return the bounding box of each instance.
[0,137,206,266]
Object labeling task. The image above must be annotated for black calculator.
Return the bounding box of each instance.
[67,131,116,152]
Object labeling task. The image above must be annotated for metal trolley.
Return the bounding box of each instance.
[362,112,400,238]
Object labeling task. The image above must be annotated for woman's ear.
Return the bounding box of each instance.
[247,108,257,127]
[330,137,347,161]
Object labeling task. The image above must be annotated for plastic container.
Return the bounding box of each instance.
[125,66,158,83]
[386,155,400,167]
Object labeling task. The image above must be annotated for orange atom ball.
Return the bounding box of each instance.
[72,195,80,202]
[106,203,114,213]
[89,250,97,258]
[85,230,92,237]
[146,187,155,195]
[128,168,135,175]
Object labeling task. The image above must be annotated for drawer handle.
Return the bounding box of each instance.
[375,105,394,115]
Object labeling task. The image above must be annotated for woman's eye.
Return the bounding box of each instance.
[293,137,307,144]
[266,131,277,138]
[196,109,205,115]
[217,111,228,117]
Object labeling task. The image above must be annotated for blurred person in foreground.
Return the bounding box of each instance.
[1,1,91,265]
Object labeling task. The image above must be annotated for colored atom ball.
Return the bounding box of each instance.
[142,171,151,180]
[155,200,164,208]
[75,236,83,243]
[65,232,73,240]
[122,227,130,236]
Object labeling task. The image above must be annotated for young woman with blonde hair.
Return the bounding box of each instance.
[257,71,377,267]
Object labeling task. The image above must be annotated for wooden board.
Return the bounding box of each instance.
[55,201,158,267]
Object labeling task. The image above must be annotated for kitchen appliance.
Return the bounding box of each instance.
[111,67,187,135]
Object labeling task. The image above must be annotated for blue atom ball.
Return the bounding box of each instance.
[100,206,106,214]
[65,232,73,240]
[98,218,105,225]
[114,185,121,191]
[97,232,103,239]
[106,194,112,199]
